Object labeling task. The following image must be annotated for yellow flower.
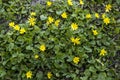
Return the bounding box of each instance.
[103,17,110,25]
[71,37,80,45]
[67,0,73,6]
[40,44,46,52]
[105,4,112,12]
[47,1,52,6]
[86,13,92,19]
[54,19,60,27]
[26,71,32,79]
[95,13,100,18]
[9,22,15,27]
[61,12,67,19]
[92,30,98,36]
[73,57,80,64]
[71,23,78,30]
[47,72,52,79]
[28,17,36,26]
[13,25,20,31]
[20,28,26,34]
[100,49,107,56]
[79,0,84,5]
[34,54,39,59]
[102,13,106,19]
[30,12,36,16]
[47,16,54,24]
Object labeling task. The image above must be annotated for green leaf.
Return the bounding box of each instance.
[84,69,91,76]
[71,13,77,17]
[80,76,88,80]
[97,72,106,80]
[8,43,14,51]
[40,15,47,20]
[0,0,2,4]
[56,11,62,15]
[89,66,96,73]
[0,68,6,77]
[115,27,120,34]
[26,45,33,50]
[82,54,88,59]
[116,0,120,4]
[55,73,60,77]
[83,46,92,52]
[90,41,96,46]
[36,71,43,80]
[88,57,96,64]
[67,56,74,62]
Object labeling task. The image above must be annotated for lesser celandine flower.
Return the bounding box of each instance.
[40,44,46,52]
[20,28,26,34]
[71,23,78,30]
[47,16,54,24]
[47,72,52,79]
[103,17,110,25]
[30,12,36,16]
[14,25,20,31]
[67,0,73,6]
[61,12,67,19]
[28,17,36,26]
[54,19,60,27]
[34,54,39,59]
[79,0,84,5]
[73,57,80,64]
[26,71,32,79]
[71,37,80,45]
[95,13,100,18]
[100,49,107,56]
[47,1,52,6]
[92,30,98,36]
[86,13,92,19]
[105,4,112,12]
[9,22,15,27]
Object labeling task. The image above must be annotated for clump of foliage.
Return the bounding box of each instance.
[0,0,120,80]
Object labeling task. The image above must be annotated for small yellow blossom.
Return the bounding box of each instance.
[47,1,52,6]
[61,12,67,19]
[79,0,84,5]
[30,12,36,16]
[86,13,92,19]
[67,0,73,6]
[54,19,60,27]
[28,17,36,26]
[9,22,15,27]
[102,13,106,19]
[95,13,100,18]
[40,44,46,52]
[103,17,110,25]
[71,23,78,30]
[105,4,112,12]
[26,71,32,79]
[73,57,80,64]
[20,28,26,34]
[92,30,98,36]
[13,25,20,31]
[47,72,52,79]
[47,16,54,24]
[71,37,80,45]
[100,49,107,56]
[34,54,39,59]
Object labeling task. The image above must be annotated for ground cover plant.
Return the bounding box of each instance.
[0,0,120,80]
